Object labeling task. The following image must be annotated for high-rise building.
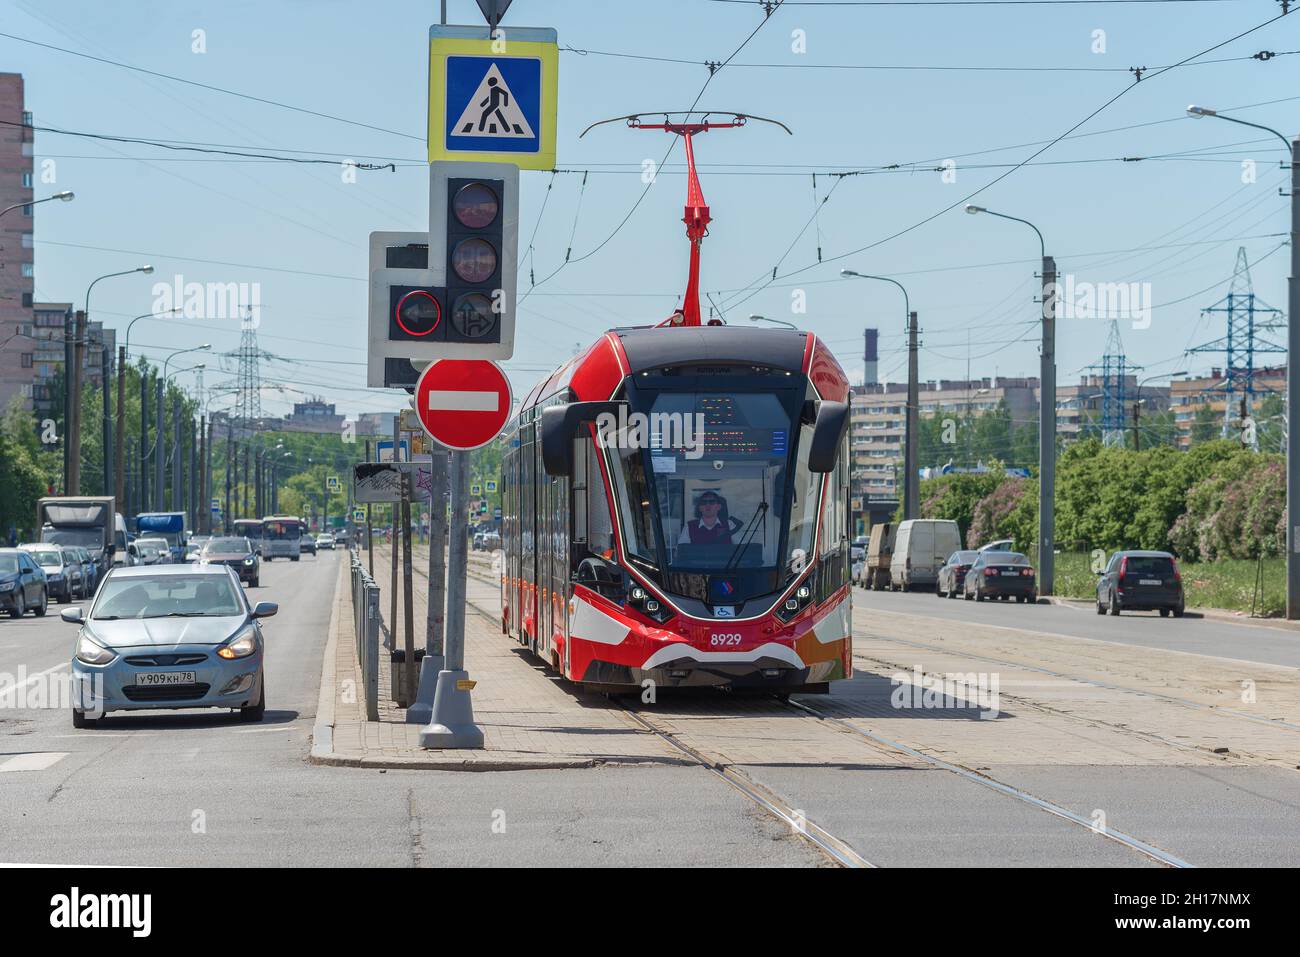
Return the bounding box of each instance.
[0,73,36,415]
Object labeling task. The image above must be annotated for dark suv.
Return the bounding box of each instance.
[199,536,261,587]
[1096,550,1184,617]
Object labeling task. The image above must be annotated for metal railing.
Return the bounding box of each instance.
[349,549,381,721]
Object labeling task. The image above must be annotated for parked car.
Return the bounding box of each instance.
[316,534,336,551]
[859,522,897,590]
[1096,550,1184,617]
[19,544,84,602]
[62,563,275,727]
[199,537,261,587]
[0,548,49,618]
[300,537,317,556]
[850,535,869,564]
[979,539,1015,553]
[891,519,962,591]
[936,549,981,600]
[480,531,501,551]
[69,546,99,595]
[964,550,1037,603]
[472,532,487,551]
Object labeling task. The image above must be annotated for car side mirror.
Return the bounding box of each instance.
[60,607,84,624]
[808,400,850,472]
[251,601,278,619]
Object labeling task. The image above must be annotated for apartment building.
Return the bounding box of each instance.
[1169,366,1285,449]
[0,73,35,414]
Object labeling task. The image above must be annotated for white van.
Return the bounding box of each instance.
[890,519,962,590]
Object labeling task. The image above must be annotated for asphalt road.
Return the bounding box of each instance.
[853,584,1300,669]
[0,552,821,867]
[2,554,1296,867]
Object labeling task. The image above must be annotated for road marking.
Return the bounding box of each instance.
[0,661,68,701]
[0,752,70,773]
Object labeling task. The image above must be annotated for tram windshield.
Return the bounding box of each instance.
[605,386,822,601]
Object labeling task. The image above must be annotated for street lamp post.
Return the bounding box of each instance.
[1187,105,1299,618]
[1133,371,1187,451]
[964,205,1057,595]
[747,313,798,330]
[0,190,73,219]
[155,347,209,511]
[841,270,919,520]
[69,264,151,498]
[116,308,181,516]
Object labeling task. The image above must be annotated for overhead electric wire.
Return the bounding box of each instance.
[718,8,1293,313]
[0,29,423,141]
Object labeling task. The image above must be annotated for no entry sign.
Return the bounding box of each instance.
[414,359,512,451]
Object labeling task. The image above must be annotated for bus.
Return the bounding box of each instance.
[261,516,305,561]
[232,519,264,554]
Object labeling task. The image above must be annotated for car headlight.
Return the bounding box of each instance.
[75,633,116,666]
[0,582,14,592]
[217,627,259,660]
[243,557,255,565]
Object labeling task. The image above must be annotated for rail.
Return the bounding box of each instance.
[349,549,381,721]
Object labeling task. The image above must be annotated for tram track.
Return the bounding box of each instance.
[455,559,1193,867]
[847,602,1300,736]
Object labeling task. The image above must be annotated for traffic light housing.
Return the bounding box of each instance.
[367,162,518,388]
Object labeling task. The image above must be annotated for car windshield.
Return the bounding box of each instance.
[604,383,823,604]
[204,538,250,556]
[0,555,19,574]
[984,551,1028,565]
[951,551,980,564]
[41,528,102,548]
[92,574,245,620]
[29,550,62,567]
[264,521,301,541]
[1125,555,1174,575]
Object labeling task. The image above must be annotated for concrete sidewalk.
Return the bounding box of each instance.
[310,549,682,771]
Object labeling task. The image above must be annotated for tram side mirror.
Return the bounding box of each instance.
[541,401,629,476]
[807,400,850,472]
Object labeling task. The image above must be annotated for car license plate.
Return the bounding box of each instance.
[1139,578,1162,586]
[1000,570,1017,576]
[135,671,197,686]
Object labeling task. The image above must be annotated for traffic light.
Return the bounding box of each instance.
[429,160,517,355]
[444,178,503,344]
[367,163,517,388]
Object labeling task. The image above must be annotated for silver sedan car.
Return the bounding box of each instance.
[63,564,276,728]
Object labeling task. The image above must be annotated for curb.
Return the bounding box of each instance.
[308,557,346,766]
[1043,594,1298,630]
[308,552,686,772]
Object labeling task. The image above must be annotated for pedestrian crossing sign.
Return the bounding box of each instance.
[428,24,557,170]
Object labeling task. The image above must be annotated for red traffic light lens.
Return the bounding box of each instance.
[451,293,495,339]
[395,290,441,337]
[450,238,497,284]
[452,182,500,229]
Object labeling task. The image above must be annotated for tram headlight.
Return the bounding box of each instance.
[776,577,816,624]
[626,582,673,624]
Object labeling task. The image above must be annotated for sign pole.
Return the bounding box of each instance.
[365,440,374,573]
[400,451,417,708]
[407,447,448,724]
[389,416,399,645]
[419,448,482,748]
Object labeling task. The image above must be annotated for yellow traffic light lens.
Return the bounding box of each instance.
[451,238,497,283]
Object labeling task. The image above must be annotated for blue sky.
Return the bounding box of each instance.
[5,0,1297,419]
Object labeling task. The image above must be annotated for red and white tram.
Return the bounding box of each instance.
[499,113,853,693]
